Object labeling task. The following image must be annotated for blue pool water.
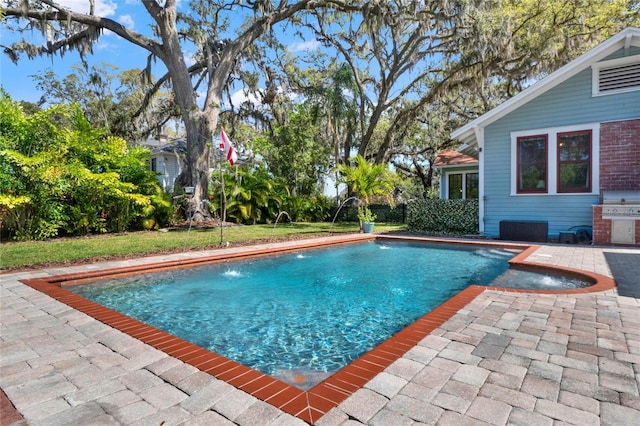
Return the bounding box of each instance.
[68,240,585,384]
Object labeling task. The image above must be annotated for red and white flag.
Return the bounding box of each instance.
[220,128,238,166]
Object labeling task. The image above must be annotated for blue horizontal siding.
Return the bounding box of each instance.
[483,195,598,237]
[482,47,640,238]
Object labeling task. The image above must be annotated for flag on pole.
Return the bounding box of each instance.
[220,128,237,166]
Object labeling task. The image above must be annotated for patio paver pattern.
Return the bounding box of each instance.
[1,238,639,425]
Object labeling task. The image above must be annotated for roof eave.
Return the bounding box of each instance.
[450,27,640,147]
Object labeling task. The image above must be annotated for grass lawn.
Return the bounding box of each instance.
[0,222,407,270]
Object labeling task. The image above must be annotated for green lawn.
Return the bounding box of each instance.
[0,222,407,270]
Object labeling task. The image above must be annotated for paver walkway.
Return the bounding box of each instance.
[1,239,639,425]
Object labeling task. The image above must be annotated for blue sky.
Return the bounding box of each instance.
[1,1,151,103]
[0,0,318,105]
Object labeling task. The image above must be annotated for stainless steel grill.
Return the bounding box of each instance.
[602,190,640,205]
[601,190,640,245]
[602,190,640,219]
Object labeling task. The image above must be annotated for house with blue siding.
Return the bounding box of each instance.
[450,27,640,246]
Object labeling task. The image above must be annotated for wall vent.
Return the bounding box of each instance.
[599,62,640,93]
[593,55,640,96]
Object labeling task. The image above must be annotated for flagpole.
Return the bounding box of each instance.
[219,149,225,245]
[218,128,236,245]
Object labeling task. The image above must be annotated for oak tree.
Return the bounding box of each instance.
[2,0,358,220]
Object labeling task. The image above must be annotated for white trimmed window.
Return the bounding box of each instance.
[445,172,479,199]
[592,54,640,96]
[510,124,600,196]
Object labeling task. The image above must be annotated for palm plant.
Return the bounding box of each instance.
[336,155,395,225]
[212,167,287,224]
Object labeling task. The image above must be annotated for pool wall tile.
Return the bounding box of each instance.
[19,235,615,424]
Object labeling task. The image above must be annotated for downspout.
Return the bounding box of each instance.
[473,126,485,234]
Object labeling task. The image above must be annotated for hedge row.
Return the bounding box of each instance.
[407,199,479,234]
[329,203,407,223]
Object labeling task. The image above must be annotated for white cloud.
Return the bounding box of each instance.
[57,0,117,16]
[185,51,198,67]
[96,39,118,51]
[289,40,320,52]
[229,89,262,108]
[118,14,135,29]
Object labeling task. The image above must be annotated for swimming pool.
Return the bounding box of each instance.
[22,235,610,424]
[66,239,587,389]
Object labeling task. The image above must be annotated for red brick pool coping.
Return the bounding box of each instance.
[19,236,616,424]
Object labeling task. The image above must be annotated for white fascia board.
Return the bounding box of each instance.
[450,27,640,146]
[432,163,478,170]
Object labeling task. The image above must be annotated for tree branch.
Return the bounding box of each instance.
[3,6,163,57]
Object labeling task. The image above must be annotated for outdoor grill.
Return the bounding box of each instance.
[601,190,640,244]
[602,190,640,215]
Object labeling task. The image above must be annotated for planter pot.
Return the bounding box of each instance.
[362,222,375,234]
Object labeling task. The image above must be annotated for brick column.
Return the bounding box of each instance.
[592,205,611,245]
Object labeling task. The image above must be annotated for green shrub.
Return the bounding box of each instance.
[329,203,407,223]
[407,199,479,234]
[282,194,333,222]
[210,166,286,225]
[0,95,164,239]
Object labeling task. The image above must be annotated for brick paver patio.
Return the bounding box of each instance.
[1,237,638,425]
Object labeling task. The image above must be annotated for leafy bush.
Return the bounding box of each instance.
[329,203,407,223]
[407,199,479,234]
[282,194,333,222]
[0,94,166,240]
[335,155,396,225]
[210,166,334,224]
[210,166,287,224]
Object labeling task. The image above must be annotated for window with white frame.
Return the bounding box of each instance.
[511,124,599,196]
[516,134,548,193]
[446,172,479,199]
[592,54,640,96]
[557,130,592,193]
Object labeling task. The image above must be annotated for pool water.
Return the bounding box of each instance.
[491,268,590,290]
[68,241,584,387]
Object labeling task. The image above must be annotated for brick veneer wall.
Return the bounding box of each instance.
[599,119,640,192]
[593,119,640,246]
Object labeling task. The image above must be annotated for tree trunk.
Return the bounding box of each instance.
[145,1,215,221]
[176,116,212,221]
